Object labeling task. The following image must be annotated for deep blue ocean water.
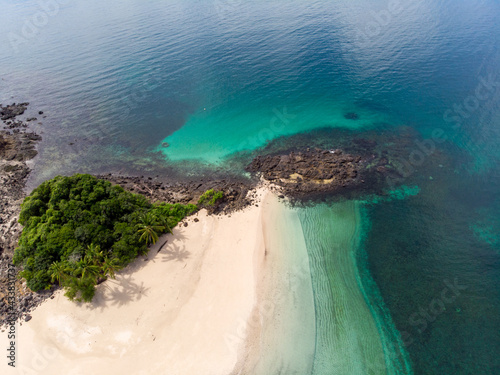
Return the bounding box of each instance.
[1,0,499,373]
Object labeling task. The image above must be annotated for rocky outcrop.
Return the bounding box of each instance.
[0,131,41,162]
[0,104,50,327]
[0,110,42,258]
[0,103,29,121]
[98,174,256,214]
[247,148,367,197]
[0,132,40,255]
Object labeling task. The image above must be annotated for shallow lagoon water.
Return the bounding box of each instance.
[298,201,412,375]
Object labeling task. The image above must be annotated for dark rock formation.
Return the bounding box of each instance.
[0,103,29,121]
[0,103,52,327]
[98,174,256,214]
[0,132,41,161]
[247,148,366,197]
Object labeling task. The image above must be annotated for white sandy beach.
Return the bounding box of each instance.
[2,188,315,375]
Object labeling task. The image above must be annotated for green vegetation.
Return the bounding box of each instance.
[137,213,166,246]
[13,174,198,302]
[197,189,224,207]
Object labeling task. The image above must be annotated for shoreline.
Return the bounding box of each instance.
[0,103,49,327]
[3,187,287,374]
[233,192,316,374]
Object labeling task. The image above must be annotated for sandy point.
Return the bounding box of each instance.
[2,187,297,375]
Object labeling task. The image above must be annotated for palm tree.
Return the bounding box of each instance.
[49,261,71,285]
[154,214,173,235]
[101,257,122,280]
[137,213,165,245]
[77,257,100,282]
[85,243,104,263]
[75,244,103,282]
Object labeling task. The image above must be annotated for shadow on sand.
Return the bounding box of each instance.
[87,231,191,310]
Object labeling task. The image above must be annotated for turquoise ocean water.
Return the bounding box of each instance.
[1,0,499,373]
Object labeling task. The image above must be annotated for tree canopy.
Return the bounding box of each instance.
[13,174,199,302]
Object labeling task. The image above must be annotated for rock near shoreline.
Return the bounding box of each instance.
[98,174,256,214]
[0,103,50,327]
[0,103,29,121]
[247,148,362,195]
[246,147,392,199]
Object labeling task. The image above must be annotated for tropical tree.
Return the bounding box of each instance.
[48,261,71,285]
[154,214,173,234]
[76,257,100,283]
[85,243,104,262]
[14,174,197,302]
[101,256,122,280]
[73,244,104,282]
[137,213,165,245]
